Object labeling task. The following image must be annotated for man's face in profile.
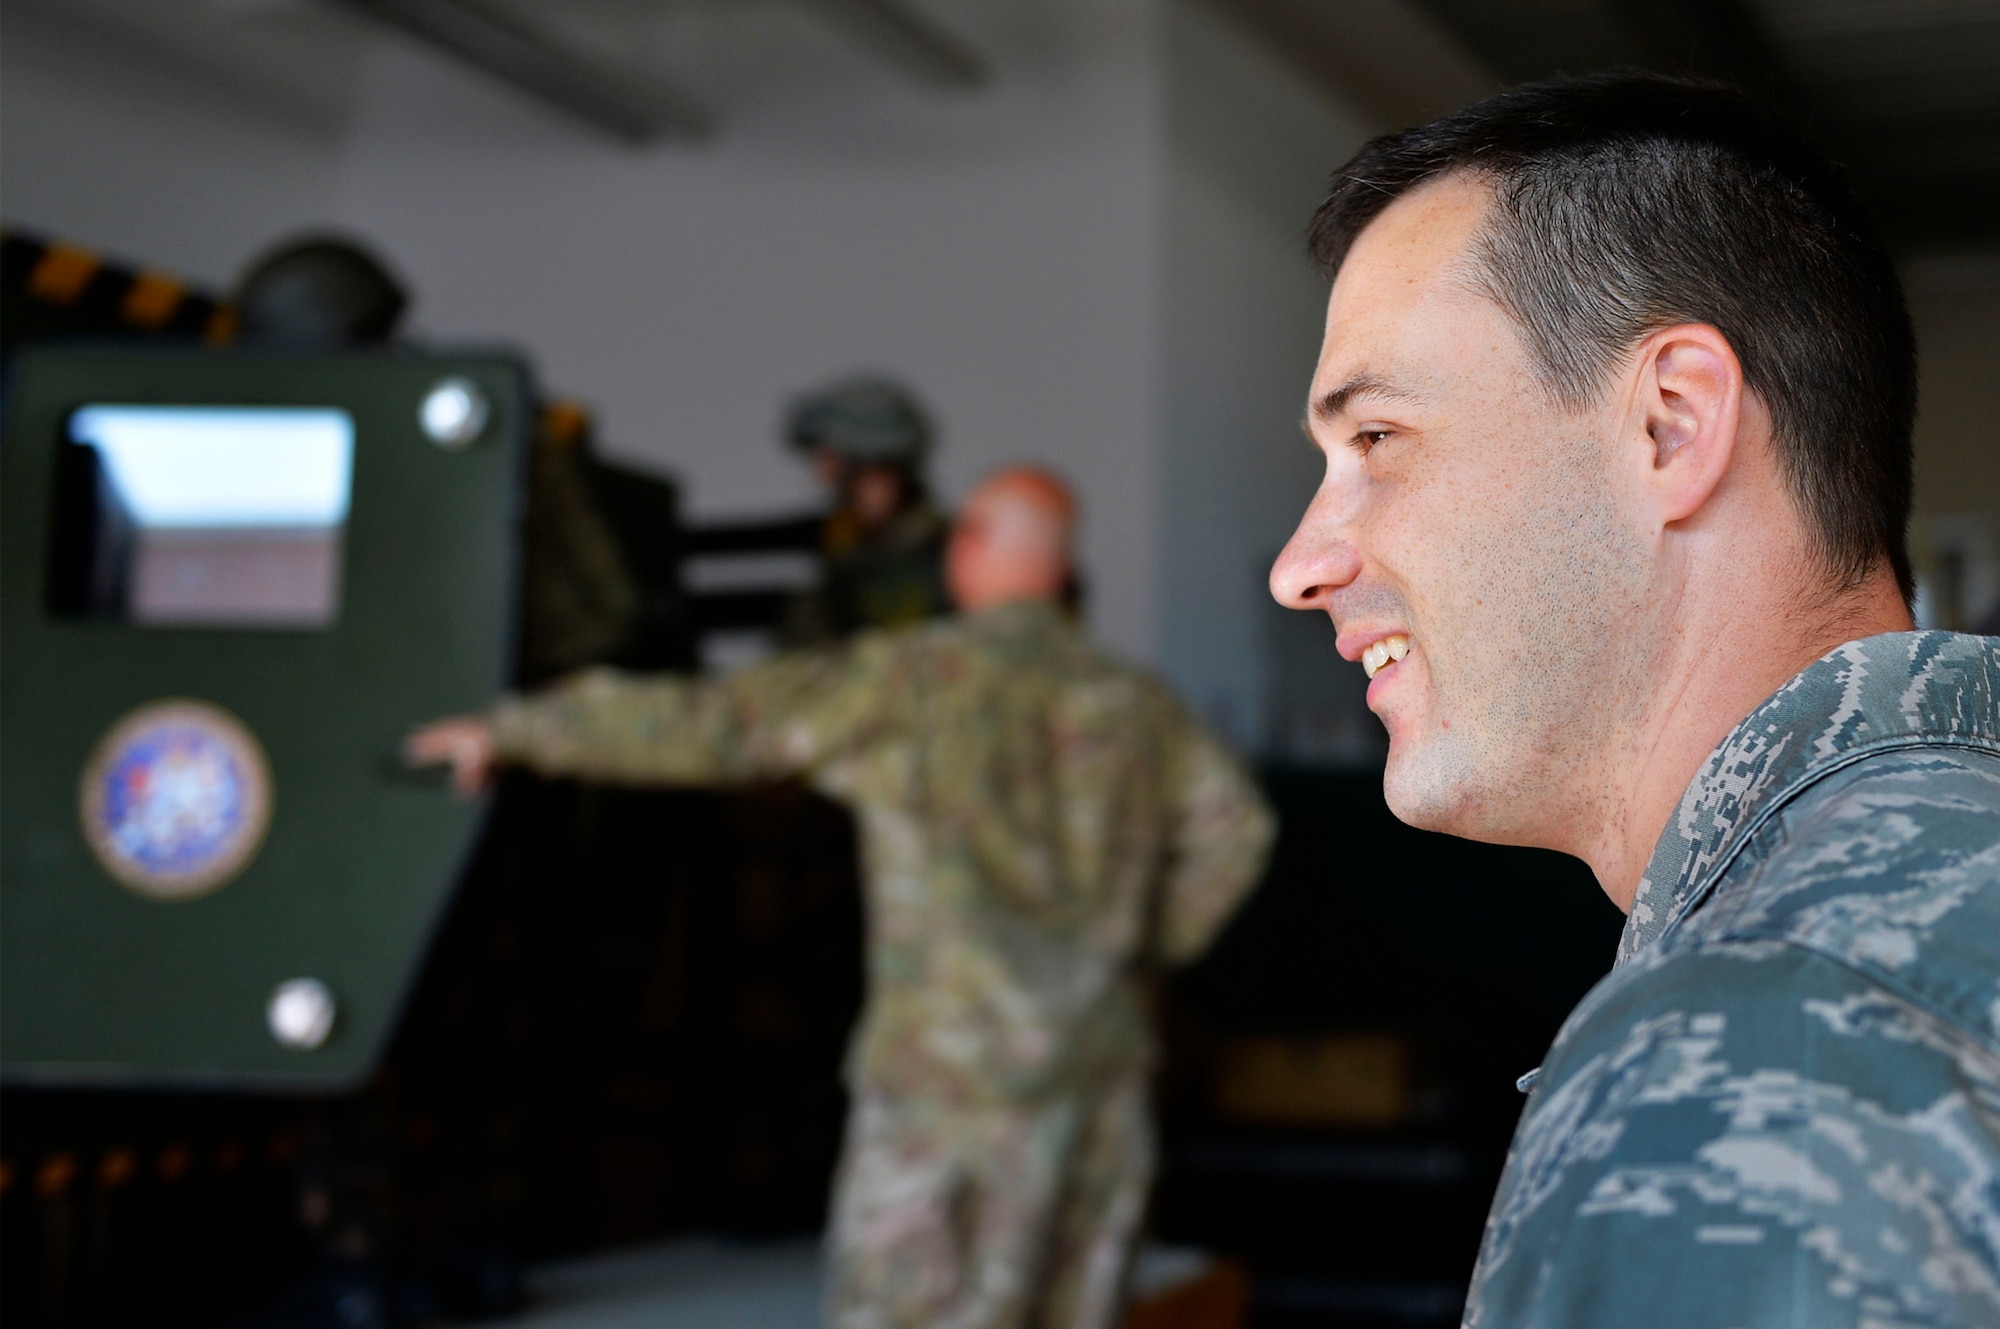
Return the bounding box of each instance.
[1271,174,1657,849]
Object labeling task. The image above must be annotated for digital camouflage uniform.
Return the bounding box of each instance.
[488,599,1276,1328]
[1465,631,2000,1328]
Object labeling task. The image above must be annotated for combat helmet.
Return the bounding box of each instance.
[786,376,933,467]
[233,234,409,349]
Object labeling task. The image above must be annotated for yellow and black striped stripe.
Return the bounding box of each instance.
[2,228,233,351]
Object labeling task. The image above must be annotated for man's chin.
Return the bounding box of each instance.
[1384,733,1580,851]
[1380,740,1482,838]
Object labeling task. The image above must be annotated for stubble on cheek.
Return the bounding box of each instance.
[1383,434,1652,846]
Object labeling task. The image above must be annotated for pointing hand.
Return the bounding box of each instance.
[403,717,497,798]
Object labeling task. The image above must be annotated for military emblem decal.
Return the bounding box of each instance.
[79,700,272,900]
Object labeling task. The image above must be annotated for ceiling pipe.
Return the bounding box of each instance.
[801,0,990,90]
[328,0,712,142]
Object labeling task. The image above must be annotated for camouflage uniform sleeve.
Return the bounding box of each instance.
[1154,711,1275,965]
[1464,942,2000,1328]
[488,636,903,785]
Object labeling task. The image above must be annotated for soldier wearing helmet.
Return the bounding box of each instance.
[231,234,410,349]
[784,375,952,642]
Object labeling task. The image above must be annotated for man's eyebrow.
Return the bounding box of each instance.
[1308,374,1425,425]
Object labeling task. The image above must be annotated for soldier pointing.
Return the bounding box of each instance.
[408,466,1275,1328]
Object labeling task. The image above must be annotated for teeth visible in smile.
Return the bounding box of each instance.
[1362,634,1411,679]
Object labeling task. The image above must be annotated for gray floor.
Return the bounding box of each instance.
[513,1237,1212,1328]
[519,1239,824,1329]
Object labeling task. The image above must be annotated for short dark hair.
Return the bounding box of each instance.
[1308,72,1917,602]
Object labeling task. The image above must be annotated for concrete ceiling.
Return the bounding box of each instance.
[10,0,1997,248]
[0,0,996,144]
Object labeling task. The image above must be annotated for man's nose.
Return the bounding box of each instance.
[1269,497,1362,611]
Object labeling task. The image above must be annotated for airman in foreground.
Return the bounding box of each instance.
[1270,73,2000,1327]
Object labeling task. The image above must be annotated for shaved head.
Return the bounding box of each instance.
[969,467,1074,556]
[947,467,1076,613]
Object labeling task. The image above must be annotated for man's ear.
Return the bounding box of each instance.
[1634,324,1744,526]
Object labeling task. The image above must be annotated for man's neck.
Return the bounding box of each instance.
[1584,569,1913,912]
[956,584,1064,616]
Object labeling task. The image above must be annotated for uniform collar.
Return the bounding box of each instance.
[963,596,1070,640]
[1617,630,2000,966]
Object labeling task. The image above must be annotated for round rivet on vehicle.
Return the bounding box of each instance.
[267,977,338,1050]
[419,377,489,449]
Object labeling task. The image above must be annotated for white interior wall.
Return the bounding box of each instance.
[1,0,1174,662]
[0,2,348,285]
[1154,1,1372,745]
[330,0,1166,658]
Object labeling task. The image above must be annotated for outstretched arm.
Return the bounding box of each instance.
[405,637,904,793]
